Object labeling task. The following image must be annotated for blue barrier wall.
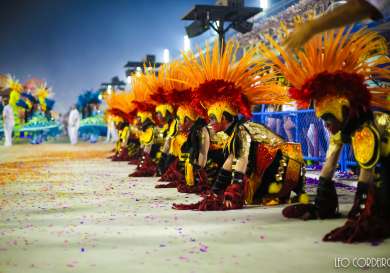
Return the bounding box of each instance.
[252,110,357,170]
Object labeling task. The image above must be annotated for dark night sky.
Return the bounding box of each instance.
[0,0,261,112]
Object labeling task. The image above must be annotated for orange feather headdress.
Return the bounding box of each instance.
[105,91,136,123]
[258,25,390,121]
[178,39,290,122]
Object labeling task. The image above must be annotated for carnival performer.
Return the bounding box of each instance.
[173,40,307,210]
[259,24,390,243]
[68,105,80,145]
[129,74,160,177]
[2,76,23,146]
[104,91,139,161]
[138,64,179,177]
[2,95,14,147]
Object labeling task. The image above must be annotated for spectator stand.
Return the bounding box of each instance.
[252,109,357,171]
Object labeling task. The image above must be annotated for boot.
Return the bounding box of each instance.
[223,172,245,210]
[323,183,390,243]
[211,169,232,194]
[347,182,368,220]
[282,176,339,220]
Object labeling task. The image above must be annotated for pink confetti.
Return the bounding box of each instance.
[199,244,208,252]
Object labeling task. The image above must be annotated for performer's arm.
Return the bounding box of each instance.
[161,137,171,154]
[320,132,343,179]
[197,127,210,168]
[285,0,382,49]
[233,127,251,174]
[359,168,375,183]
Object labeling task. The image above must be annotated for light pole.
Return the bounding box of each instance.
[182,0,261,53]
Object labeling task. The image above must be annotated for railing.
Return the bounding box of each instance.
[252,109,357,170]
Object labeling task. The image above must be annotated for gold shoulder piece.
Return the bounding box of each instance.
[243,121,284,145]
[167,119,178,137]
[279,143,304,163]
[121,126,129,140]
[210,130,229,150]
[352,125,380,169]
[140,127,154,145]
[169,133,188,157]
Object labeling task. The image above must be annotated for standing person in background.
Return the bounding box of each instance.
[68,105,80,145]
[105,116,118,143]
[265,104,282,135]
[282,102,296,142]
[2,96,14,147]
[285,0,390,49]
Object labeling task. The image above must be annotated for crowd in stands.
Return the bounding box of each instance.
[236,0,332,46]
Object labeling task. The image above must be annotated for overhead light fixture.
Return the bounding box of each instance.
[185,19,209,38]
[232,20,253,33]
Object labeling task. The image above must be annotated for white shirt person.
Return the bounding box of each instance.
[68,106,80,145]
[2,98,15,147]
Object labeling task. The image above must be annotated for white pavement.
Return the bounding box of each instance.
[0,144,389,273]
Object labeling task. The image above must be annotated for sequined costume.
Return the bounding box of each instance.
[259,24,390,243]
[172,40,306,210]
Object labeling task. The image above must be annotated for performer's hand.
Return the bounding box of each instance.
[283,23,314,49]
[224,200,232,209]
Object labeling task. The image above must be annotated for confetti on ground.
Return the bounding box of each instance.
[0,143,389,273]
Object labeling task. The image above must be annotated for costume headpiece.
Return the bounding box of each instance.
[34,83,53,112]
[179,40,289,122]
[258,25,390,122]
[105,91,136,123]
[130,74,155,124]
[4,75,23,108]
[139,63,174,118]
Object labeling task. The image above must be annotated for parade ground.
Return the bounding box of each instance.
[0,144,389,273]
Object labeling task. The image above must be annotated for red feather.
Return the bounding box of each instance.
[195,79,252,118]
[289,71,371,115]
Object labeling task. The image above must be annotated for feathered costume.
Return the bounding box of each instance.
[173,40,307,210]
[258,25,390,243]
[128,73,160,177]
[105,91,139,161]
[1,76,59,142]
[76,90,106,142]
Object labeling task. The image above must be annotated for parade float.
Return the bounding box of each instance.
[76,90,107,143]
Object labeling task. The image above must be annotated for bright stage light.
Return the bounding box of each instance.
[107,85,112,95]
[163,49,170,63]
[260,0,269,10]
[135,67,142,77]
[184,35,191,52]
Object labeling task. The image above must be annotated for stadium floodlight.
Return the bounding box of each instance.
[260,0,269,10]
[163,49,170,64]
[184,35,191,52]
[136,67,142,77]
[182,0,261,52]
[126,75,132,85]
